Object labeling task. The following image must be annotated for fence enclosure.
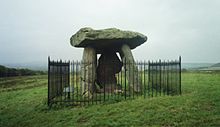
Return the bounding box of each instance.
[48,57,181,107]
[48,59,70,105]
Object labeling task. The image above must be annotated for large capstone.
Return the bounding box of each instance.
[70,27,147,54]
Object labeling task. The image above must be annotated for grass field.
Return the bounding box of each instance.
[0,72,220,127]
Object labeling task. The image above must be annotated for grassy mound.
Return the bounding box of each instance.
[0,72,220,126]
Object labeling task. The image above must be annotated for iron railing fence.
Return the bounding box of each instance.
[48,59,70,106]
[48,57,181,107]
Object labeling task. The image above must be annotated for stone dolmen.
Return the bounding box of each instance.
[70,27,147,98]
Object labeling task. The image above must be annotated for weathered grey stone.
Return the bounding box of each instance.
[96,51,122,93]
[81,47,97,98]
[70,27,147,54]
[120,44,141,92]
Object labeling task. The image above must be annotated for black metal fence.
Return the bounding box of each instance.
[48,57,181,107]
[148,59,181,96]
[48,58,70,106]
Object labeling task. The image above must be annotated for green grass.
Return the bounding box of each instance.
[0,72,220,127]
[0,75,47,92]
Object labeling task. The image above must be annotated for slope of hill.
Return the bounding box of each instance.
[2,62,47,71]
[211,63,220,67]
[197,62,220,71]
[0,65,46,77]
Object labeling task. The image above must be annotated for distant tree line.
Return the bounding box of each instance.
[0,65,46,77]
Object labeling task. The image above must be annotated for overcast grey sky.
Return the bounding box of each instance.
[0,0,220,64]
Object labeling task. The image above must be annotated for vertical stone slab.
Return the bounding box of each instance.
[120,44,141,92]
[81,47,97,98]
[96,52,122,93]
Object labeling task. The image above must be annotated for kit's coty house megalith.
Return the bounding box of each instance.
[70,27,147,98]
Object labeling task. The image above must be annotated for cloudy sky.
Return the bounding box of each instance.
[0,0,220,64]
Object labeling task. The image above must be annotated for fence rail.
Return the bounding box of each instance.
[48,57,181,107]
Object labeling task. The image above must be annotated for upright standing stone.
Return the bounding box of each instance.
[120,44,141,92]
[81,47,96,98]
[96,51,122,92]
